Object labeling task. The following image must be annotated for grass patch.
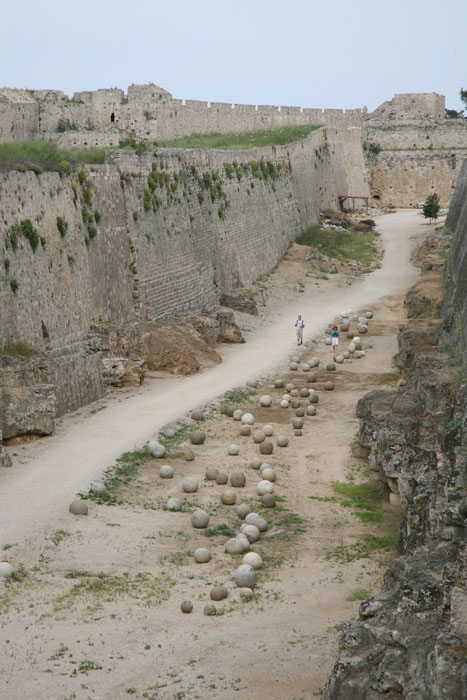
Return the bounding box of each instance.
[346,588,371,601]
[203,524,236,538]
[159,551,193,566]
[157,423,191,456]
[296,225,380,268]
[155,124,321,151]
[0,141,106,173]
[331,482,384,524]
[53,571,175,613]
[0,342,37,358]
[79,449,154,505]
[221,387,256,405]
[50,529,71,546]
[326,534,398,563]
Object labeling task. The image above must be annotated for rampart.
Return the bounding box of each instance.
[0,126,368,429]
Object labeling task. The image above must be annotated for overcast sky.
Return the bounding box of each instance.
[3,0,467,112]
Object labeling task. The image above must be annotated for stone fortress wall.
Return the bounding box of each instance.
[0,125,367,428]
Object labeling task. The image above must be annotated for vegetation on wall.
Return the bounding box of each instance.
[154,123,321,150]
[0,141,105,173]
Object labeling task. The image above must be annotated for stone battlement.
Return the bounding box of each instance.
[1,82,445,145]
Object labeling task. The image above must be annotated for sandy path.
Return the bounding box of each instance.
[0,210,422,545]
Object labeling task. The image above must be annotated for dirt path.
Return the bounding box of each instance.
[0,210,433,700]
[0,211,422,546]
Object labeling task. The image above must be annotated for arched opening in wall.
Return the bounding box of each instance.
[110,112,115,123]
[372,195,380,200]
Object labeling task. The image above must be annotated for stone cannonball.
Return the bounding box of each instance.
[230,471,246,488]
[216,471,228,485]
[348,344,356,354]
[259,441,274,455]
[309,392,319,404]
[261,493,276,508]
[184,449,195,462]
[227,444,240,456]
[226,404,238,417]
[354,350,363,358]
[325,338,332,346]
[242,412,255,425]
[291,399,301,409]
[191,509,210,528]
[253,517,268,532]
[280,400,290,409]
[182,477,198,493]
[190,430,206,445]
[259,462,271,474]
[277,435,289,448]
[282,393,292,402]
[0,562,14,578]
[234,564,256,588]
[300,387,310,397]
[69,500,88,516]
[302,363,311,372]
[294,429,302,436]
[310,358,319,368]
[191,410,204,421]
[253,429,266,443]
[148,442,166,459]
[307,372,317,383]
[326,363,336,372]
[366,311,373,319]
[236,535,251,551]
[257,480,274,496]
[238,587,254,601]
[353,336,361,345]
[261,467,276,482]
[225,538,244,554]
[233,409,244,421]
[240,425,251,436]
[220,404,228,415]
[295,407,305,417]
[91,482,107,496]
[194,547,212,563]
[347,331,354,339]
[274,379,284,388]
[250,458,262,470]
[325,327,332,335]
[221,489,237,505]
[263,425,274,436]
[335,355,344,364]
[324,381,335,391]
[259,395,272,407]
[247,379,258,388]
[290,362,298,371]
[210,586,228,601]
[358,317,368,325]
[159,465,174,479]
[167,497,182,511]
[292,417,303,429]
[306,405,317,416]
[205,466,219,481]
[343,351,350,360]
[236,504,251,520]
[245,512,260,525]
[290,389,299,397]
[242,552,263,570]
[204,604,217,616]
[241,524,261,543]
[286,383,295,392]
[181,600,193,613]
[340,320,350,332]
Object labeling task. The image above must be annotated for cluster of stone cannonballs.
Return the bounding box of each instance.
[322,310,373,361]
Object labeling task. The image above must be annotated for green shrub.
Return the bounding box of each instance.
[78,169,87,184]
[0,341,37,357]
[83,187,93,206]
[56,118,78,133]
[94,211,102,224]
[143,189,151,211]
[133,211,139,222]
[10,279,19,293]
[4,258,10,271]
[56,216,68,237]
[88,226,97,240]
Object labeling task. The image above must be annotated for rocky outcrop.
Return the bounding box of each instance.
[220,291,258,316]
[325,190,467,699]
[0,355,56,439]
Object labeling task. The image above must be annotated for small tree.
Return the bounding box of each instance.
[460,87,467,111]
[423,193,440,222]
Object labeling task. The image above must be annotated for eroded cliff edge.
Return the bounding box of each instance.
[325,163,467,699]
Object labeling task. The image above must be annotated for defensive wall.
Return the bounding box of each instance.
[0,125,367,430]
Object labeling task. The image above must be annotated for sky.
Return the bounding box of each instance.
[2,0,467,113]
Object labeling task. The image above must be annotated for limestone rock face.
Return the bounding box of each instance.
[101,356,144,387]
[220,291,258,316]
[143,321,221,375]
[324,220,467,700]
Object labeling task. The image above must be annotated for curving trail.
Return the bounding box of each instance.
[0,210,423,545]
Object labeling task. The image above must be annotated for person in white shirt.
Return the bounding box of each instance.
[295,315,304,345]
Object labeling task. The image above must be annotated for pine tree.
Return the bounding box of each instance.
[422,193,440,222]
